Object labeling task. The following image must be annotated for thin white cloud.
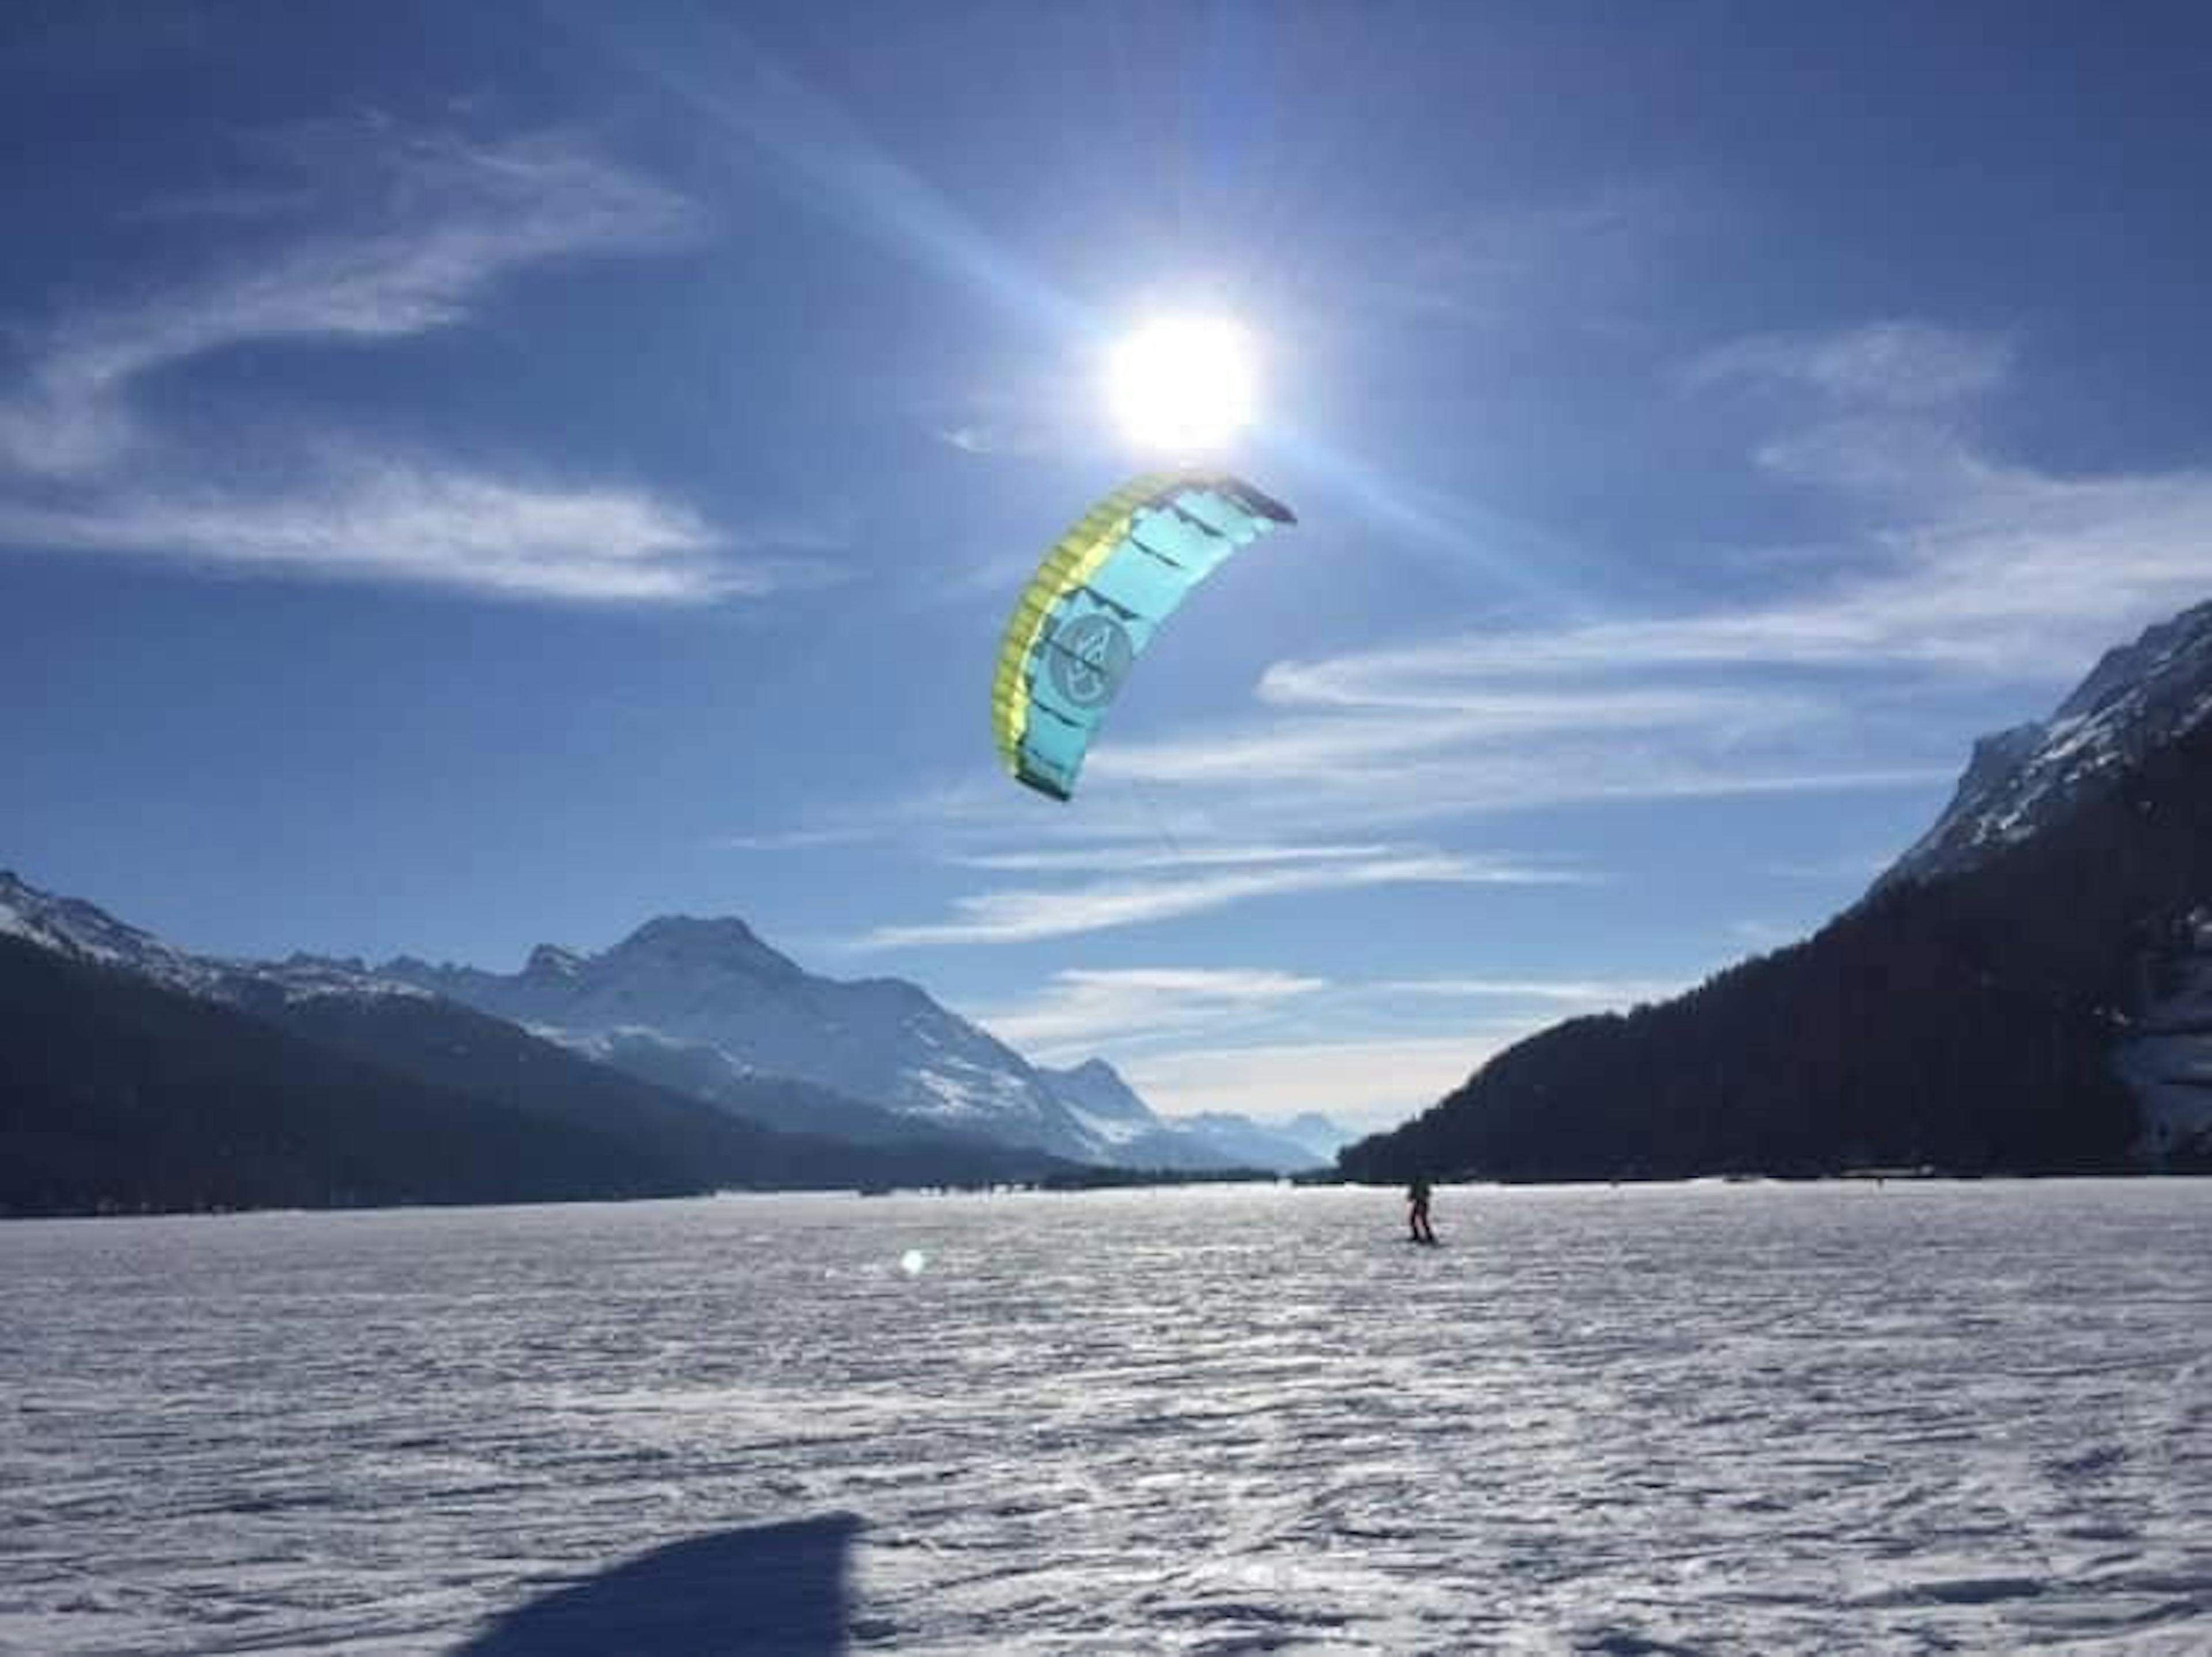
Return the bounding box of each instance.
[1372,975,1687,1006]
[1097,741,1951,837]
[857,847,1578,949]
[971,966,1328,1061]
[0,452,826,604]
[1361,180,1718,332]
[948,841,1396,874]
[1763,852,1895,884]
[0,121,823,605]
[1101,685,1821,792]
[1684,318,2012,408]
[1,127,695,480]
[1727,919,1799,950]
[713,825,884,853]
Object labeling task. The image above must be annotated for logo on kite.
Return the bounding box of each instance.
[1047,613,1134,710]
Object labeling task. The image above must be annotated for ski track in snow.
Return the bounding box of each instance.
[3,1181,2208,1654]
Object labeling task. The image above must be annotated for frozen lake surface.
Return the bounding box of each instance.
[4,1180,2209,1654]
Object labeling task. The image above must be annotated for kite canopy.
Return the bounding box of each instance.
[991,472,1296,801]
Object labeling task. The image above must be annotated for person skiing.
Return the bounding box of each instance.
[1407,1175,1436,1245]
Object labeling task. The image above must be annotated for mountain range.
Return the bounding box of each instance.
[1340,598,2212,1182]
[1,870,1343,1216]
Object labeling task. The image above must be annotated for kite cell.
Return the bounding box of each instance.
[991,473,1296,801]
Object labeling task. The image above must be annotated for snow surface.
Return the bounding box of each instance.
[3,1181,2208,1654]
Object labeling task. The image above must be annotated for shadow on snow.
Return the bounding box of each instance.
[453,1514,862,1656]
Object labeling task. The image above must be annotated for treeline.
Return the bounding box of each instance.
[1340,719,2212,1184]
[1036,1164,1281,1191]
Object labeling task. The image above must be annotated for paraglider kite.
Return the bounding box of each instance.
[991,472,1296,801]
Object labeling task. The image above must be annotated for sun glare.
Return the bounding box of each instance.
[1105,313,1257,457]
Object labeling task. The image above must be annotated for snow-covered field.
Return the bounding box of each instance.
[4,1180,2207,1654]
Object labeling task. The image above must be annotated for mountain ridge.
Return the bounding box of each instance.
[1,869,1330,1173]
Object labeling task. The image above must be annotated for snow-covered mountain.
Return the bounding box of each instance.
[384,917,1132,1163]
[1,870,224,994]
[1029,1060,1242,1171]
[1877,600,2212,892]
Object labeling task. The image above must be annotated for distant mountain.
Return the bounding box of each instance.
[1169,1111,1351,1173]
[384,917,1230,1168]
[1278,1113,1358,1163]
[1340,600,2212,1183]
[1031,1059,1238,1171]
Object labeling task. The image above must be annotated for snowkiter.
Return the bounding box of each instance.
[1408,1176,1436,1245]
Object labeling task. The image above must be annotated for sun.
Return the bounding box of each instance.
[1104,313,1257,457]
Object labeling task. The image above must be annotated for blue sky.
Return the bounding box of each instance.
[6,3,2212,1131]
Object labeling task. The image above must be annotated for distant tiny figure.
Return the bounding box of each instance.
[1407,1176,1437,1245]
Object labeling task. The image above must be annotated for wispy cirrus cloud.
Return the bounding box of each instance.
[1682,318,2013,408]
[1372,975,1687,1006]
[0,120,832,604]
[0,449,823,603]
[946,841,1399,874]
[971,966,1327,1061]
[0,126,695,480]
[1356,180,1718,333]
[711,824,885,853]
[855,845,1585,949]
[1095,684,1825,796]
[937,426,999,456]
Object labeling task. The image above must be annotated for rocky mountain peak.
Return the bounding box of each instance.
[1877,598,2212,892]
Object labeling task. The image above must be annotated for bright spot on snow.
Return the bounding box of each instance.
[900,1249,929,1276]
[1105,313,1257,455]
